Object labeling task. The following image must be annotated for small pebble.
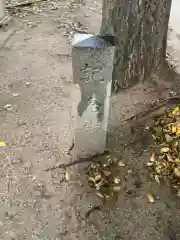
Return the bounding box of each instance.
[25,82,31,86]
[12,93,20,97]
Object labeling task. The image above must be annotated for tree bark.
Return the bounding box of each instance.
[100,0,172,90]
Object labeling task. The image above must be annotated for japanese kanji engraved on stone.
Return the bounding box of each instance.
[72,33,115,157]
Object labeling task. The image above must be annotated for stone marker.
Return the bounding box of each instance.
[72,33,115,157]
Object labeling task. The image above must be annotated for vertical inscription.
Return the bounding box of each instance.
[79,64,104,84]
[77,64,106,121]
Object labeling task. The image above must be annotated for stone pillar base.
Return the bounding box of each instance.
[0,0,11,27]
[0,15,11,26]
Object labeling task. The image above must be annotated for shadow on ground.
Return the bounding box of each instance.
[74,101,180,240]
[71,64,180,240]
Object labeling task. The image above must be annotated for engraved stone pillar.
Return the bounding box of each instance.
[72,33,115,157]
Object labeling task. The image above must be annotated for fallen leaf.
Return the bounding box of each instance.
[88,177,95,183]
[95,181,103,190]
[176,127,180,135]
[155,166,161,174]
[150,152,156,162]
[4,104,13,111]
[96,191,104,198]
[65,172,69,181]
[165,134,173,143]
[114,177,120,184]
[172,106,180,115]
[147,162,154,167]
[147,193,155,203]
[155,175,160,184]
[172,125,177,134]
[166,154,174,162]
[152,134,157,141]
[94,175,102,182]
[0,141,6,147]
[174,168,180,178]
[160,147,170,153]
[148,105,180,192]
[174,159,180,163]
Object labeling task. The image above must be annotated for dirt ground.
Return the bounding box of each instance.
[0,0,180,239]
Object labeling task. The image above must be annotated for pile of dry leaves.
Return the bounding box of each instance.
[148,105,180,196]
[87,156,125,199]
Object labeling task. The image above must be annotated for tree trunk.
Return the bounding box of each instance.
[100,0,172,90]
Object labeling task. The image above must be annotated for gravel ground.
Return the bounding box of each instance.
[0,0,180,239]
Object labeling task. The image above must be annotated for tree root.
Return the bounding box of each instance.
[126,96,180,123]
[85,204,102,218]
[45,149,110,171]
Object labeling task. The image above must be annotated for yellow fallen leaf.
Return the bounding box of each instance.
[174,159,180,163]
[147,193,155,203]
[172,125,177,133]
[174,168,180,178]
[176,127,180,135]
[160,147,170,153]
[172,106,180,115]
[0,141,6,147]
[150,152,156,162]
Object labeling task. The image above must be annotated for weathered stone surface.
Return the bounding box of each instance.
[0,0,6,21]
[72,33,115,157]
[101,0,172,89]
